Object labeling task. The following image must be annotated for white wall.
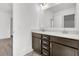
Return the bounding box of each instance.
[13,3,39,56]
[75,3,79,30]
[0,3,12,39]
[53,8,75,28]
[0,12,11,39]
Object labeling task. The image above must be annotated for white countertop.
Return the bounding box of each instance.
[32,30,79,40]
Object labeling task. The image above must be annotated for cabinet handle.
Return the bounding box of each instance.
[42,52,48,56]
[42,37,48,39]
[43,41,47,44]
[43,46,48,50]
[40,40,41,43]
[50,43,52,48]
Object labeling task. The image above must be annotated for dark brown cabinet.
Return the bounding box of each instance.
[50,42,53,56]
[50,36,78,56]
[32,32,79,56]
[32,37,41,54]
[50,42,78,56]
[32,33,41,54]
[41,35,50,56]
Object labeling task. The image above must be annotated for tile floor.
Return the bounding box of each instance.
[0,38,13,56]
[25,51,41,56]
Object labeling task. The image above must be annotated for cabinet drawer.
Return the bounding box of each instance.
[42,35,49,40]
[32,32,41,38]
[42,39,49,45]
[52,42,78,56]
[42,44,49,50]
[50,36,79,49]
[42,49,49,56]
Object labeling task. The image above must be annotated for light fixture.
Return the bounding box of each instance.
[40,3,47,6]
[40,3,48,9]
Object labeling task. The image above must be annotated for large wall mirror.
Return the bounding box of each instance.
[64,14,75,28]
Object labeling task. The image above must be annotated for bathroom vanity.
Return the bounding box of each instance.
[32,3,79,56]
[32,31,79,56]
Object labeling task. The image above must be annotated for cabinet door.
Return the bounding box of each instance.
[50,42,78,56]
[32,37,41,54]
[50,42,53,56]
